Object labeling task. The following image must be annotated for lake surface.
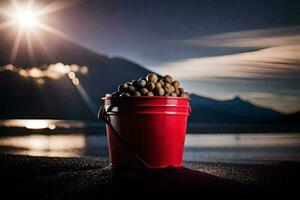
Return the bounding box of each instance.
[1,119,299,163]
[0,133,299,164]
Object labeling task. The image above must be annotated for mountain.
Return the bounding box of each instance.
[0,25,151,120]
[272,111,300,124]
[189,94,284,123]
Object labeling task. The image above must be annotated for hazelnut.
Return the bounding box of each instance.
[147,91,154,96]
[118,83,128,92]
[131,80,138,87]
[164,85,175,95]
[146,82,155,91]
[140,88,149,96]
[155,82,162,88]
[146,73,158,83]
[163,75,173,83]
[133,91,141,96]
[159,79,165,87]
[171,81,180,89]
[137,78,147,87]
[154,87,165,96]
[164,82,171,87]
[170,93,177,97]
[128,85,136,94]
[180,92,189,98]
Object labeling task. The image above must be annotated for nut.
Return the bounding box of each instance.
[171,81,180,89]
[155,82,162,88]
[170,93,177,97]
[131,80,138,87]
[147,91,154,96]
[180,92,189,98]
[128,85,136,94]
[163,75,173,83]
[146,82,155,91]
[164,82,171,87]
[174,89,180,95]
[154,87,165,96]
[164,84,175,95]
[133,91,141,96]
[137,78,147,87]
[146,73,158,83]
[140,88,149,96]
[118,83,128,92]
[159,79,165,87]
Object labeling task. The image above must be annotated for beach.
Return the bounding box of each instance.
[1,154,299,199]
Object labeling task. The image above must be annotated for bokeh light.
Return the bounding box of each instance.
[68,71,76,79]
[72,77,80,85]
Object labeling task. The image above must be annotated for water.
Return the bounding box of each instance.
[0,133,299,164]
[0,119,102,129]
[1,119,299,163]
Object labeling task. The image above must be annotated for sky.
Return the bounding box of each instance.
[2,0,300,113]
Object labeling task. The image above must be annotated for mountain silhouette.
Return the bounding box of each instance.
[189,94,283,123]
[0,25,285,122]
[272,111,300,124]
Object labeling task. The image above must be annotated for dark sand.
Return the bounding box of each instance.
[0,154,299,199]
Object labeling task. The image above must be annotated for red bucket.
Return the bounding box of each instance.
[99,96,190,168]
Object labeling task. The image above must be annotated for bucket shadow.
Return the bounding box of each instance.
[112,166,249,196]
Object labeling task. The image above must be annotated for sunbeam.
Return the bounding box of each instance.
[10,28,23,63]
[0,20,14,31]
[35,22,73,42]
[0,0,77,64]
[26,31,36,65]
[35,0,79,17]
[32,28,53,60]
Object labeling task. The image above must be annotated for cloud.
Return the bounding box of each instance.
[183,26,300,48]
[156,26,300,80]
[153,26,300,113]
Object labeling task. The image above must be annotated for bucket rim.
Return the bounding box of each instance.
[102,96,190,100]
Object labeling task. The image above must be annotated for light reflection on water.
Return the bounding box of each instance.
[0,135,86,157]
[0,119,100,129]
[0,133,300,163]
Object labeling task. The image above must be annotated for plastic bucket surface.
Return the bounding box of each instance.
[100,96,190,168]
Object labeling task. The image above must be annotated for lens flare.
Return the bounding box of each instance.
[13,9,38,28]
[0,1,78,64]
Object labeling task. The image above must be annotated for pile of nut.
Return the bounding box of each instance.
[108,73,189,97]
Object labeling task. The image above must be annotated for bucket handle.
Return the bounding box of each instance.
[98,105,151,168]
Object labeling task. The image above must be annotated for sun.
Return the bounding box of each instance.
[13,8,38,28]
[0,0,78,64]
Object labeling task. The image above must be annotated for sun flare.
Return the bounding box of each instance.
[13,8,38,28]
[0,0,77,63]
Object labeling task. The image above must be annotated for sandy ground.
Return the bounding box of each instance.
[0,154,299,199]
